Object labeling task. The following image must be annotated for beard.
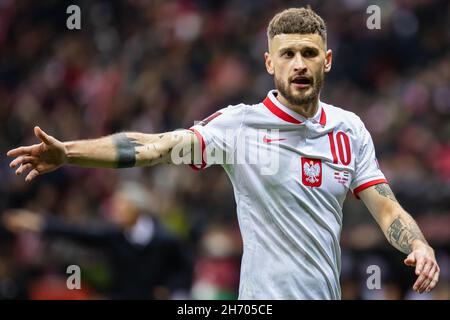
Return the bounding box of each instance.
[275,72,324,106]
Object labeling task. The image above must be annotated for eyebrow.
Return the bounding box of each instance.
[278,44,320,52]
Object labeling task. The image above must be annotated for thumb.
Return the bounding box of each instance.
[34,126,56,145]
[404,252,416,267]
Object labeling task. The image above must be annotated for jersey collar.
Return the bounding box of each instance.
[263,90,326,126]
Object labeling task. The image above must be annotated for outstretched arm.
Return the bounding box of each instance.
[7,126,197,181]
[359,183,440,294]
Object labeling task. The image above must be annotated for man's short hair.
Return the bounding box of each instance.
[267,7,327,44]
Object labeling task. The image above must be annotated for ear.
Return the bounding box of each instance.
[324,49,332,73]
[264,52,274,75]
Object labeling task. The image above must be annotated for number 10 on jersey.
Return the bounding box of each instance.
[328,131,351,165]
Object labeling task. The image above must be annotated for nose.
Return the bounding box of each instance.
[293,53,307,72]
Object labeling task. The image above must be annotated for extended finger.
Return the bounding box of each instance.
[15,163,34,176]
[415,256,426,276]
[425,270,440,292]
[419,279,431,293]
[34,127,57,145]
[419,265,436,293]
[422,261,433,279]
[6,145,38,157]
[418,265,435,293]
[25,169,40,182]
[10,156,37,168]
[413,260,432,292]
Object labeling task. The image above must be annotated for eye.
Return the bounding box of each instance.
[303,49,318,58]
[282,50,294,58]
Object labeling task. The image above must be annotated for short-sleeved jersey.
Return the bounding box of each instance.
[189,90,387,299]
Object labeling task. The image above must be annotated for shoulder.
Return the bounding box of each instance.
[321,101,366,132]
[198,103,251,127]
[219,103,252,117]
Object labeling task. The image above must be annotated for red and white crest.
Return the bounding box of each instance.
[301,158,322,187]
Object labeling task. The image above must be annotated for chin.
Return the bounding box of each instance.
[291,91,312,100]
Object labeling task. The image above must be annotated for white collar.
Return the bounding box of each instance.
[125,216,155,246]
[263,90,326,126]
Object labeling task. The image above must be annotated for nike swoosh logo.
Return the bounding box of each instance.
[263,135,286,143]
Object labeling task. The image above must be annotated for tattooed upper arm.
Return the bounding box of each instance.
[374,183,397,202]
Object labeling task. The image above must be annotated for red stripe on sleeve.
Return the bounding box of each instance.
[353,179,388,199]
[188,128,207,171]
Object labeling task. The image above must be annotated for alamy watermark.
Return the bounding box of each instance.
[366,264,381,290]
[66,5,81,30]
[66,265,81,290]
[366,5,381,30]
[65,4,381,32]
[170,128,282,175]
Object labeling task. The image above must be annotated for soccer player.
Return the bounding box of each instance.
[7,7,439,299]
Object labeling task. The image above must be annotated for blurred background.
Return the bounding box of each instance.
[0,0,449,300]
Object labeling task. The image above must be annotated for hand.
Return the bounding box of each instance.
[2,209,44,233]
[404,241,440,294]
[7,126,67,181]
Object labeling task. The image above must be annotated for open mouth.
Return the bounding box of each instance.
[291,76,312,87]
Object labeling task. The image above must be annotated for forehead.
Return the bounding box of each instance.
[270,33,325,51]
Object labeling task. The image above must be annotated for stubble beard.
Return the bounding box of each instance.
[275,73,324,106]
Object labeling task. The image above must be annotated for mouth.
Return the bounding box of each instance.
[291,76,312,89]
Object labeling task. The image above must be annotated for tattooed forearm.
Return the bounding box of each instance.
[112,133,144,168]
[375,183,397,202]
[387,216,427,254]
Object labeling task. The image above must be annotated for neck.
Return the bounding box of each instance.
[276,93,319,118]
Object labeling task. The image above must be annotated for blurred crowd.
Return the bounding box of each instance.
[0,0,449,299]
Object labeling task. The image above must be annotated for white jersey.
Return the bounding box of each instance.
[189,90,387,299]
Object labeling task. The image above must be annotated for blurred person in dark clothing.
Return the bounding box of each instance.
[2,181,193,300]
